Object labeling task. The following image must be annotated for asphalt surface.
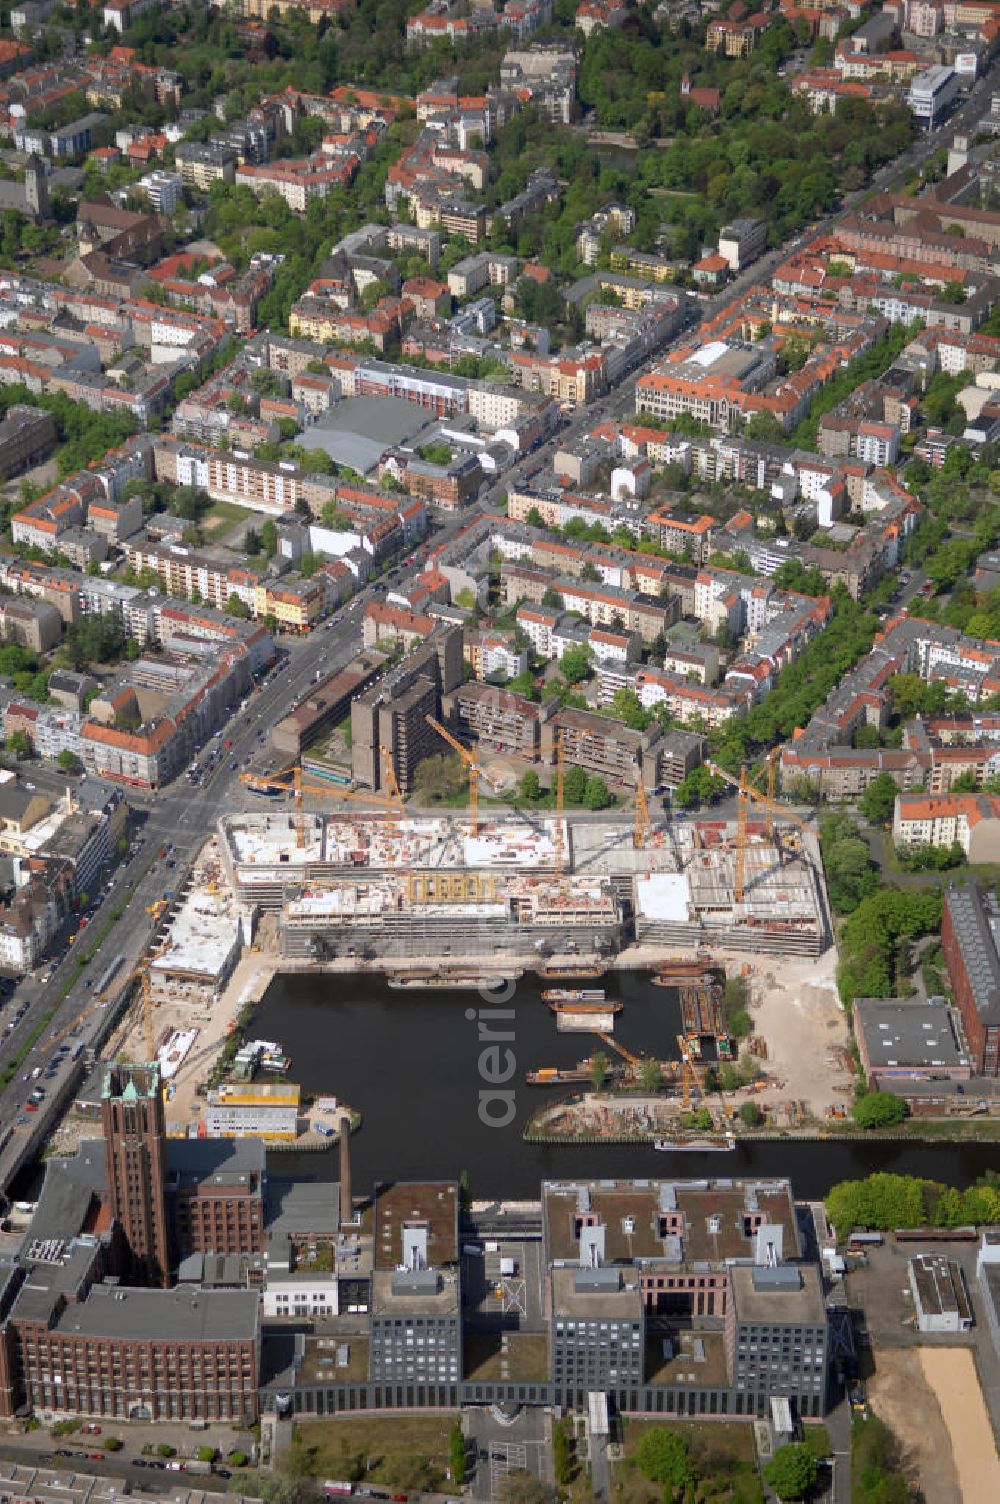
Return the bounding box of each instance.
[0,1441,231,1493]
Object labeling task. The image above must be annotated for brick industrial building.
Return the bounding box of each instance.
[942,884,1000,1076]
[0,1064,267,1422]
[102,1063,171,1287]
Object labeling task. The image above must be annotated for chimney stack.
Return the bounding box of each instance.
[339,1113,353,1225]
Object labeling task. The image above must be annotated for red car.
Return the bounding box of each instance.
[25,1102,37,1112]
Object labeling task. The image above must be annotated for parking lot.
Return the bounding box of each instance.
[462,1406,552,1502]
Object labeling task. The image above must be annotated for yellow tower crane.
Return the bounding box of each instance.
[379,743,407,822]
[242,764,403,846]
[554,730,566,877]
[424,715,501,837]
[705,759,810,903]
[594,1031,642,1068]
[634,771,651,851]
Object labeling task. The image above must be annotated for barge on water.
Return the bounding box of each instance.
[542,988,609,1004]
[527,1065,594,1085]
[537,962,607,980]
[547,1000,622,1015]
[388,971,520,990]
[654,1134,736,1152]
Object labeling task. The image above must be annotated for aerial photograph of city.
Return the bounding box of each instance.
[4,0,1000,1500]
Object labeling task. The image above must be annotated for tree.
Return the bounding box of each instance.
[7,730,30,759]
[563,763,587,805]
[859,771,898,826]
[525,506,544,528]
[412,753,465,805]
[559,644,592,686]
[519,769,541,802]
[639,1057,662,1093]
[509,669,538,700]
[609,688,652,731]
[500,1473,555,1504]
[763,1444,818,1502]
[820,813,877,915]
[854,1090,906,1129]
[552,1422,574,1487]
[739,1101,763,1128]
[583,775,613,810]
[825,1172,928,1233]
[448,1423,466,1486]
[674,764,725,809]
[56,749,80,774]
[261,519,279,557]
[226,593,251,618]
[635,1428,695,1493]
[589,1050,608,1092]
[169,485,210,522]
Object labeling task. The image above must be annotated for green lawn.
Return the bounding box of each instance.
[615,1419,762,1504]
[203,499,252,534]
[292,1415,456,1492]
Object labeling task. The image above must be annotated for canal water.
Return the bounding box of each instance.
[256,970,1000,1198]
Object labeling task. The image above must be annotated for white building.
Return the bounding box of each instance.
[139,169,182,214]
[908,65,958,128]
[907,1255,972,1333]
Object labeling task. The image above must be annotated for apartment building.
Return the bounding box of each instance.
[644,508,716,563]
[0,405,55,480]
[893,792,1000,861]
[443,681,547,758]
[174,141,237,189]
[351,626,464,792]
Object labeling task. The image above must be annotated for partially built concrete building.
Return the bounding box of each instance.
[217,810,828,960]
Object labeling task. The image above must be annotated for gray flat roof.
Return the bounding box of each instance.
[24,1141,107,1247]
[854,997,968,1070]
[298,396,437,476]
[265,1178,341,1248]
[551,1264,643,1319]
[53,1282,259,1342]
[371,1267,459,1316]
[730,1262,826,1325]
[944,886,1000,1027]
[168,1138,265,1183]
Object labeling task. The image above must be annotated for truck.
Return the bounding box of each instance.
[324,1484,354,1498]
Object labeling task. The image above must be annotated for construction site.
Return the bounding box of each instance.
[225,737,827,961]
[29,739,840,1166]
[215,806,826,962]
